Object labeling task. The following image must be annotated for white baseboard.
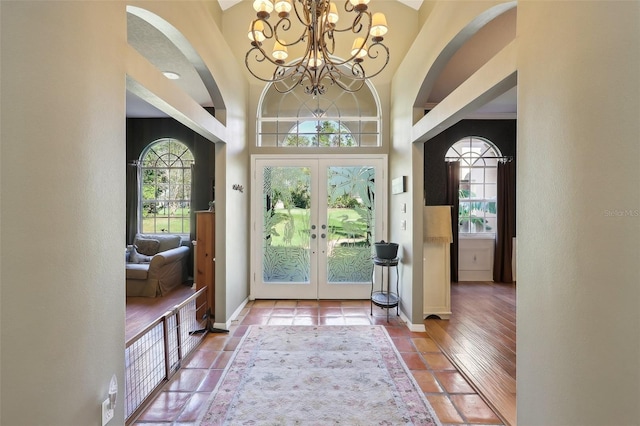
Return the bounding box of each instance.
[214,296,249,331]
[399,309,426,333]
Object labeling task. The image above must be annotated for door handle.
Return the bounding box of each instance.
[311,234,317,239]
[321,233,326,239]
[311,225,316,230]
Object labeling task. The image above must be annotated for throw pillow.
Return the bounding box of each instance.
[133,238,160,256]
[135,234,182,252]
[129,246,152,264]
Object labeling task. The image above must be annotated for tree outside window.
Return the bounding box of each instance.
[140,139,194,234]
[446,137,500,234]
[282,120,356,147]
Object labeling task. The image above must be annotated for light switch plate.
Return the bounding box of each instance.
[102,399,114,425]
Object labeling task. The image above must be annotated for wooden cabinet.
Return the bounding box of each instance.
[195,211,215,319]
[423,242,452,319]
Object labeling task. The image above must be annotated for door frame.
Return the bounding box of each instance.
[250,154,388,300]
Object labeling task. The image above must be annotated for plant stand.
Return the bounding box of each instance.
[370,256,400,322]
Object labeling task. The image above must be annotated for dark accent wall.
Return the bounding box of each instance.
[127,118,216,213]
[424,119,516,206]
[126,118,216,276]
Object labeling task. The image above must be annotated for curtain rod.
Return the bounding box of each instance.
[445,155,514,162]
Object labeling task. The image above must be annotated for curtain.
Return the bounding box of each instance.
[445,161,460,282]
[189,163,197,244]
[126,162,140,245]
[493,160,516,283]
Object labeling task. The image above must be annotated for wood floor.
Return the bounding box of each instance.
[125,284,196,342]
[126,281,516,425]
[424,281,516,426]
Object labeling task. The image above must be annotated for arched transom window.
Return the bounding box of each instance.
[257,76,381,147]
[139,138,194,235]
[446,137,501,234]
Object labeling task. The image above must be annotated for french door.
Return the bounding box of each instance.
[251,156,386,299]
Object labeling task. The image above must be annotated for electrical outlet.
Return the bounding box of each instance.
[102,398,114,426]
[401,220,407,230]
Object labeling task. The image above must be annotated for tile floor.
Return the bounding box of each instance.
[132,300,503,425]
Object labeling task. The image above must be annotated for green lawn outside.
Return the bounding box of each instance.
[142,217,190,234]
[141,206,190,234]
[267,207,369,247]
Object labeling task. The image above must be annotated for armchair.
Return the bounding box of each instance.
[126,234,190,297]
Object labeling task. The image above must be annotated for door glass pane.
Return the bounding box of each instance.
[262,166,311,283]
[326,166,375,283]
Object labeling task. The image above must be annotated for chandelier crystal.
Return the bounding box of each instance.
[246,0,389,96]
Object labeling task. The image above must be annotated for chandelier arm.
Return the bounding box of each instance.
[320,64,365,93]
[270,66,307,94]
[291,0,309,30]
[343,0,355,13]
[330,4,369,35]
[303,64,326,95]
[358,42,390,79]
[253,17,275,40]
[320,39,389,69]
[331,75,366,93]
[246,46,297,83]
[322,22,336,57]
[272,17,291,43]
[246,43,284,70]
[273,17,308,47]
[351,11,365,34]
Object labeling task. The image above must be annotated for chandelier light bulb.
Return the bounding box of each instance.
[274,0,292,17]
[351,37,368,59]
[308,53,324,69]
[327,2,339,24]
[272,40,288,62]
[370,12,388,38]
[253,0,274,18]
[247,20,266,43]
[348,0,370,11]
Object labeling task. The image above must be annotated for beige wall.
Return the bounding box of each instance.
[126,1,250,325]
[517,1,640,423]
[1,2,127,424]
[1,1,249,424]
[391,1,515,326]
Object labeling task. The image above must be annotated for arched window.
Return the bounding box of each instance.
[139,139,194,234]
[446,137,501,234]
[283,120,356,147]
[257,76,381,147]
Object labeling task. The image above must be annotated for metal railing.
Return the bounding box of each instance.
[124,288,208,423]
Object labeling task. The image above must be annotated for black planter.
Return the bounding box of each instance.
[374,241,399,259]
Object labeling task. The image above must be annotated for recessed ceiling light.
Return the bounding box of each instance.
[162,71,180,80]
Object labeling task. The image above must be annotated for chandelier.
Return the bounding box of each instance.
[246,0,389,96]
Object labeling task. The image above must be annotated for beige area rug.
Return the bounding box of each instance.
[198,325,441,426]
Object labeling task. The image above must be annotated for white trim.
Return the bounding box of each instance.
[256,72,383,148]
[424,103,516,120]
[215,296,249,330]
[399,308,426,333]
[251,154,388,300]
[459,233,496,239]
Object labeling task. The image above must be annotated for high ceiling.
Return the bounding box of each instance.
[126,1,516,119]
